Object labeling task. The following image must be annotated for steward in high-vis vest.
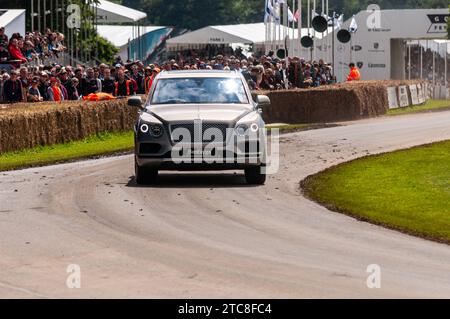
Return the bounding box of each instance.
[114,70,135,96]
[347,63,361,81]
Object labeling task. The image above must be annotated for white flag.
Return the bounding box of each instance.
[334,14,344,29]
[288,7,297,22]
[349,15,358,33]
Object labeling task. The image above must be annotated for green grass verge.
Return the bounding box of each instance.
[388,99,450,116]
[302,140,450,243]
[0,131,134,171]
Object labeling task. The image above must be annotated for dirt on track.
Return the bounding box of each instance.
[1,110,450,298]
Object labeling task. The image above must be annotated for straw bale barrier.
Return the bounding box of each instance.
[258,80,424,124]
[0,99,138,153]
[0,80,424,153]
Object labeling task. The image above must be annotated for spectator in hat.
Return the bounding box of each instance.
[27,77,43,102]
[59,69,77,100]
[3,70,23,103]
[38,71,50,101]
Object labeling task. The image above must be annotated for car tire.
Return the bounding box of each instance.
[244,166,266,185]
[135,160,158,185]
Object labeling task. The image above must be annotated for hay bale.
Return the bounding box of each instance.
[254,80,421,123]
[0,80,424,153]
[0,99,138,153]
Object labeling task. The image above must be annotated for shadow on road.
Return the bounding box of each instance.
[126,172,258,189]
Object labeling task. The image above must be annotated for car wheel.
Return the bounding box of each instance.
[244,166,266,185]
[135,160,158,185]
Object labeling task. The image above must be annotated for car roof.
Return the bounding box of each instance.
[157,70,242,79]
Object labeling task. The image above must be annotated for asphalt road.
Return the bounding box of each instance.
[1,111,450,298]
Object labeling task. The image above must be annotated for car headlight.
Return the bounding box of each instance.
[140,123,164,137]
[140,123,149,133]
[235,123,259,136]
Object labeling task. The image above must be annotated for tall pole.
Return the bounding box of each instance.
[307,0,311,61]
[408,41,411,80]
[297,0,301,56]
[420,40,423,79]
[291,0,295,56]
[283,0,288,53]
[326,0,329,63]
[43,0,46,31]
[31,0,34,32]
[62,0,65,36]
[51,0,54,30]
[312,0,316,61]
[38,0,41,32]
[445,42,448,89]
[332,12,335,79]
[56,0,59,31]
[432,47,435,85]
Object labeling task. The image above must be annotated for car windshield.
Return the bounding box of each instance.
[151,77,249,105]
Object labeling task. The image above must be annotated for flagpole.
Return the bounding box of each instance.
[332,12,335,79]
[292,0,295,56]
[326,0,329,63]
[312,0,316,61]
[283,0,288,54]
[265,0,268,54]
[298,0,302,57]
[307,0,311,61]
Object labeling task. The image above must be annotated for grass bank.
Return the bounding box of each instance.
[302,140,450,244]
[0,131,134,171]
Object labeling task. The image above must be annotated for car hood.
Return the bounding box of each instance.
[148,104,253,123]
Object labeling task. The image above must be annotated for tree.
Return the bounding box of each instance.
[122,0,449,30]
[448,5,450,39]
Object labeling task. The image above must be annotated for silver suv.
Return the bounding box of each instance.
[128,70,270,185]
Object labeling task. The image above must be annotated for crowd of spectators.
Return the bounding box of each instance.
[164,50,335,90]
[0,27,66,68]
[0,29,339,104]
[0,52,337,104]
[0,59,163,103]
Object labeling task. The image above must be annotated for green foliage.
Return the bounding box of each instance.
[0,131,134,172]
[122,0,449,30]
[448,5,450,39]
[94,35,119,64]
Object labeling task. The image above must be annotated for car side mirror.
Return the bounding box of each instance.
[128,96,143,109]
[256,95,270,108]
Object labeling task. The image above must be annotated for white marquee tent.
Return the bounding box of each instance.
[93,0,147,24]
[166,22,327,52]
[0,9,25,38]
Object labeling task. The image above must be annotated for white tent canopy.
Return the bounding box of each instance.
[166,23,324,51]
[0,9,25,38]
[92,0,147,24]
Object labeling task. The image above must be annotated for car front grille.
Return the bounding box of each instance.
[170,121,231,143]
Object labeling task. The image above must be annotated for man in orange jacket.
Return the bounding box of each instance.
[347,63,361,81]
